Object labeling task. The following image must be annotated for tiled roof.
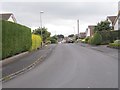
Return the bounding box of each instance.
[107,16,117,24]
[88,25,96,30]
[0,13,13,20]
[113,11,120,25]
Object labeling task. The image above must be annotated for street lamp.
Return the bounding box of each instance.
[40,11,44,29]
[40,11,44,47]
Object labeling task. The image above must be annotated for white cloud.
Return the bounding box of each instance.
[0,0,119,2]
[1,1,118,36]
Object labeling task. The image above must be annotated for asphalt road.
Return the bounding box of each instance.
[3,43,118,88]
[2,44,56,77]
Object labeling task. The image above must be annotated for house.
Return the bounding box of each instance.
[106,16,117,30]
[86,25,96,37]
[0,13,17,23]
[113,11,120,30]
[80,32,86,39]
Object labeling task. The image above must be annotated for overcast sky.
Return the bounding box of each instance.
[0,0,119,36]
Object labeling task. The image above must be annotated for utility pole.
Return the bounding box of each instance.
[77,20,79,39]
[73,26,75,35]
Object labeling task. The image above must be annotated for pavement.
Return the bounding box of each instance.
[2,44,56,78]
[79,43,119,59]
[3,43,118,88]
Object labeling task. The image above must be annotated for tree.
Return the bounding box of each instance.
[48,35,58,44]
[33,27,51,43]
[90,32,102,45]
[68,34,74,37]
[57,34,64,39]
[94,20,111,32]
[52,35,58,40]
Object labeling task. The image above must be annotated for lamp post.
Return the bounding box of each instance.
[40,11,44,47]
[77,19,79,39]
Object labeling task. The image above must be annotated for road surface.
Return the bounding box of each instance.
[2,44,56,77]
[3,43,118,88]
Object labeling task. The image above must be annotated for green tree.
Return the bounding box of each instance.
[33,27,51,43]
[57,34,64,39]
[52,35,58,40]
[49,35,58,44]
[90,32,102,45]
[68,34,74,37]
[94,20,111,32]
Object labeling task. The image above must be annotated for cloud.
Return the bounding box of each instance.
[1,2,118,36]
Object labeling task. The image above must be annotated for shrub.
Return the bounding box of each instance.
[50,38,57,44]
[88,37,92,44]
[99,30,120,44]
[49,37,57,44]
[90,32,102,45]
[2,20,32,59]
[81,39,86,43]
[109,43,120,49]
[85,36,90,43]
[108,40,120,49]
[31,34,42,50]
[114,40,120,44]
[45,40,51,44]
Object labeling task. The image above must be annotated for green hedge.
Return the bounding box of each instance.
[99,30,120,44]
[31,34,42,50]
[2,20,32,59]
[0,21,2,60]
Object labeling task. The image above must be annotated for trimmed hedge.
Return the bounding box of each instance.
[0,21,2,60]
[99,30,120,44]
[31,34,42,50]
[2,20,32,59]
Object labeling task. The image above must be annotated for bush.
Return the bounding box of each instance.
[81,39,86,43]
[85,36,90,43]
[45,40,51,44]
[50,38,57,44]
[90,32,102,45]
[2,20,32,59]
[31,34,42,50]
[88,37,92,44]
[99,30,120,44]
[114,40,120,44]
[109,43,120,49]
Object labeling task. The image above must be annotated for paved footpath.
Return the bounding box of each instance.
[2,44,56,78]
[78,43,119,59]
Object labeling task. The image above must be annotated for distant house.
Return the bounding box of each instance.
[0,13,17,23]
[106,16,117,30]
[86,25,96,37]
[113,11,120,30]
[80,32,86,39]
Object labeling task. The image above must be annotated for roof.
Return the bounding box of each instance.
[0,13,17,23]
[107,16,117,24]
[0,13,13,20]
[88,25,96,30]
[80,32,86,36]
[80,32,86,34]
[113,11,120,25]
